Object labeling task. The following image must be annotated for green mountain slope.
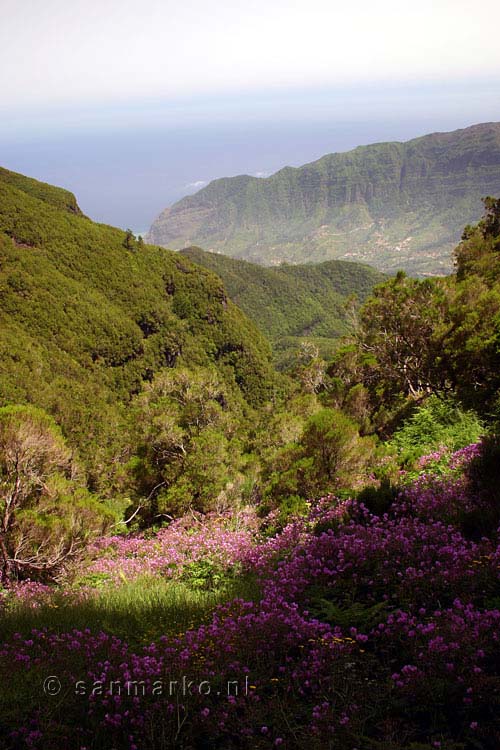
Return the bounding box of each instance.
[148,122,500,276]
[180,246,385,364]
[0,167,276,491]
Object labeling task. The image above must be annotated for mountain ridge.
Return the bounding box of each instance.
[147,122,500,275]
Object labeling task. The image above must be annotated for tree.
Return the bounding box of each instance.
[358,276,451,398]
[263,408,375,505]
[296,342,326,394]
[123,229,135,250]
[481,196,500,240]
[455,197,500,282]
[330,200,500,424]
[328,274,453,427]
[0,405,112,583]
[129,367,244,518]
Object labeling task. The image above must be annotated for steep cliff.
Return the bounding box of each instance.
[148,123,500,275]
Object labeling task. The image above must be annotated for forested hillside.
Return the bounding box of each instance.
[148,122,500,275]
[180,246,385,364]
[0,167,277,514]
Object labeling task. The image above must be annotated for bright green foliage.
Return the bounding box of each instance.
[389,395,483,463]
[181,559,234,591]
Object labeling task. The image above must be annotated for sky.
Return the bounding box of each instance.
[1,0,500,230]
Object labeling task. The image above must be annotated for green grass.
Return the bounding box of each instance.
[0,575,262,647]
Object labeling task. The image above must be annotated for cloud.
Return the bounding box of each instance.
[185,180,209,190]
[253,171,270,178]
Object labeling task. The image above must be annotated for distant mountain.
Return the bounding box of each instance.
[180,246,385,365]
[147,123,500,275]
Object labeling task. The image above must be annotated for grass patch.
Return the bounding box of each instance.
[0,573,262,647]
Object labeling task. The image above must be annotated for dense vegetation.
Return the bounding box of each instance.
[180,246,385,365]
[327,195,500,434]
[147,122,500,275]
[0,166,280,574]
[2,443,500,749]
[1,167,500,749]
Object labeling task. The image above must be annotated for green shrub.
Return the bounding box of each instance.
[390,394,483,465]
[357,478,399,516]
[181,559,230,591]
[0,405,114,583]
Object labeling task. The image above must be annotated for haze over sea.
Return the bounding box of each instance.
[2,81,500,232]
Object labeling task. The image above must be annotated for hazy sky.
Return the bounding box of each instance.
[1,0,500,229]
[2,0,500,106]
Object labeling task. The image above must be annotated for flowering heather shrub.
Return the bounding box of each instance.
[0,606,372,749]
[1,444,500,748]
[84,508,261,586]
[373,601,500,744]
[0,580,54,608]
[397,472,479,523]
[265,514,494,611]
